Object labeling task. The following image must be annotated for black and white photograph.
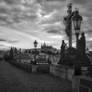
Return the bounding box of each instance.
[0,0,92,92]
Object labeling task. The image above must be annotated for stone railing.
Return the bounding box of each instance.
[72,76,92,92]
[50,64,74,81]
[50,64,92,92]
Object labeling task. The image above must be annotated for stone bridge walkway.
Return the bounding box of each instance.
[0,61,72,92]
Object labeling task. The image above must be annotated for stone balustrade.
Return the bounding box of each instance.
[50,64,74,81]
[72,76,92,92]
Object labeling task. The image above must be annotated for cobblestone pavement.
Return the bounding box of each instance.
[0,61,72,92]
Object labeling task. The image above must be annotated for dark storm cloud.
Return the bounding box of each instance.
[46,0,65,2]
[0,16,7,22]
[37,0,65,3]
[0,0,4,2]
[73,0,88,4]
[0,39,6,41]
[4,0,20,4]
[37,0,43,3]
[8,40,19,43]
[47,29,62,34]
[4,0,13,4]
[0,38,18,43]
[72,0,92,7]
[85,30,92,34]
[0,44,5,46]
[0,8,9,13]
[42,22,65,35]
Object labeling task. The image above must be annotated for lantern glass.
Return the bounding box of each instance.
[72,10,83,32]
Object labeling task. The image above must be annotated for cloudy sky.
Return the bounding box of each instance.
[0,0,92,50]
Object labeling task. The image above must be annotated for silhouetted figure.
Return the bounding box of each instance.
[79,32,86,55]
[77,32,86,59]
[9,47,14,60]
[77,32,90,66]
[58,40,66,64]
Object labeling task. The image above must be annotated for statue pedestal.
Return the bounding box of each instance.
[32,65,38,72]
[72,76,80,92]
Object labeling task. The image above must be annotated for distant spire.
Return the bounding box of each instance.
[43,42,46,46]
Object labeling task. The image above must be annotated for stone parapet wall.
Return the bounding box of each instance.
[50,64,74,81]
[72,76,92,92]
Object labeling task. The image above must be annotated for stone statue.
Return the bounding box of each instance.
[78,32,86,55]
[58,40,66,64]
[77,32,90,65]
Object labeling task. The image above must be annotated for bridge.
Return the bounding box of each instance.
[0,60,72,92]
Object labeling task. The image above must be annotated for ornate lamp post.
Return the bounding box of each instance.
[72,9,83,49]
[34,40,38,64]
[72,9,83,74]
[34,40,38,48]
[64,3,83,49]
